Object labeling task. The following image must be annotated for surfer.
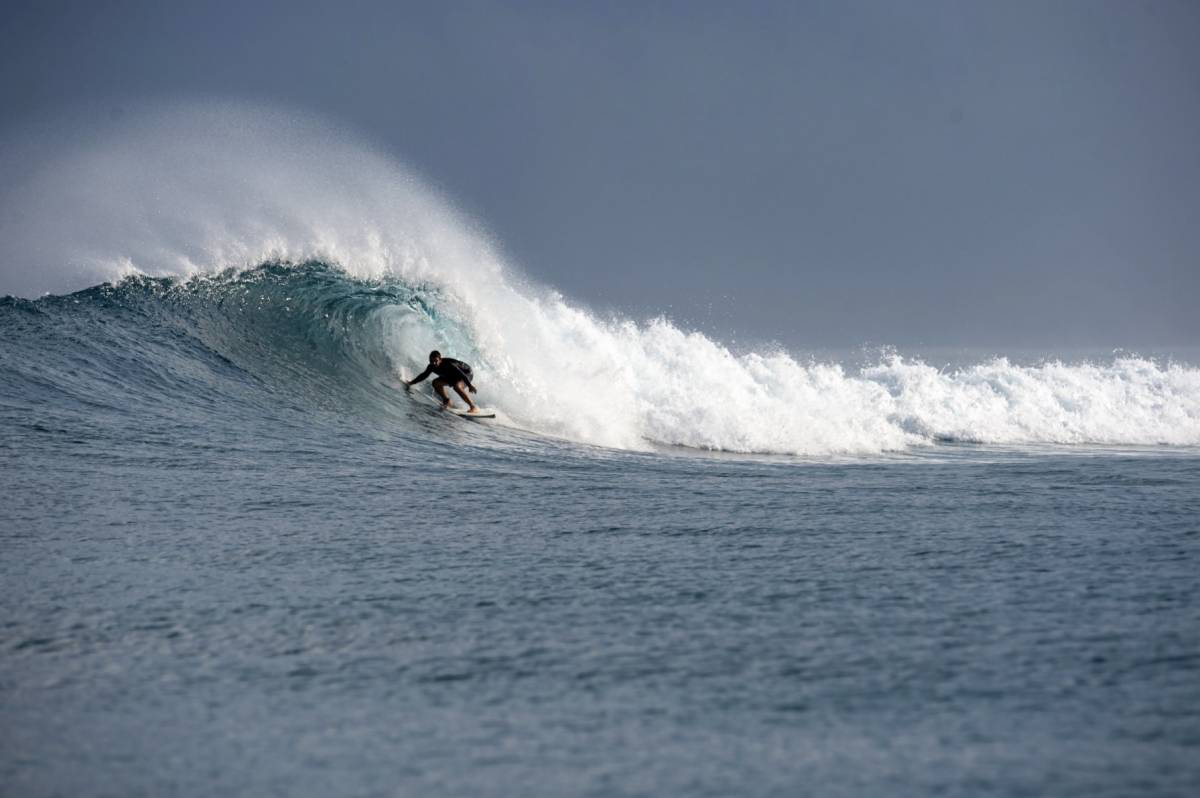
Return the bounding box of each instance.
[404,350,481,413]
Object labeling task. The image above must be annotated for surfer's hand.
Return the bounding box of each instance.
[469,385,477,393]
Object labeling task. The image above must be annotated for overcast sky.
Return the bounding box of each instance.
[2,0,1197,348]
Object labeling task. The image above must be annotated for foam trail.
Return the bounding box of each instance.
[3,102,1198,455]
[466,305,1200,453]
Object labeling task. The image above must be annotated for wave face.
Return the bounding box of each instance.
[2,103,1198,456]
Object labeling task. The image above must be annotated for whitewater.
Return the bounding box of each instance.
[2,104,1198,797]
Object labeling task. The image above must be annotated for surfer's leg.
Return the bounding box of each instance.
[432,378,453,408]
[452,380,479,412]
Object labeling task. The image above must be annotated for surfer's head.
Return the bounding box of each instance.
[428,350,441,365]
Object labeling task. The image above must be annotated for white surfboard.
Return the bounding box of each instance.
[446,406,496,419]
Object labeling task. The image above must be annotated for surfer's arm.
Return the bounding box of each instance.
[405,366,433,386]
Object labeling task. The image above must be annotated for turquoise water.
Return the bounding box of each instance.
[2,265,1198,796]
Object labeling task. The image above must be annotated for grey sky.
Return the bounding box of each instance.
[2,0,1197,347]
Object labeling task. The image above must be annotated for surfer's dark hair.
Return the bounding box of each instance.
[429,350,441,361]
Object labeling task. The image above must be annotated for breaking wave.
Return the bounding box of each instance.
[2,103,1197,456]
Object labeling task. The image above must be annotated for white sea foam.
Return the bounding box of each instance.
[3,102,1198,455]
[446,308,1200,454]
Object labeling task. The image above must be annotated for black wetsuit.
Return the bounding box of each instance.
[410,358,475,389]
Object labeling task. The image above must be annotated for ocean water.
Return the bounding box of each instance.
[2,106,1200,796]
